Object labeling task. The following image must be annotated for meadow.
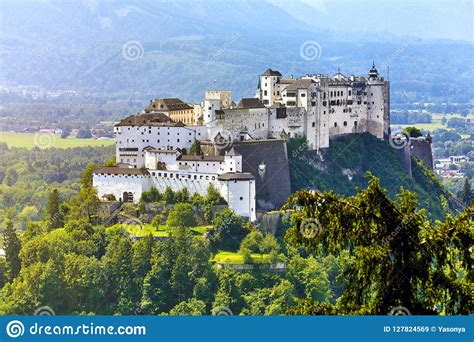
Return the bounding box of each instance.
[391,113,473,133]
[0,132,115,149]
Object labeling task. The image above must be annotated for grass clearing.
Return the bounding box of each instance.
[106,223,212,238]
[0,132,115,149]
[212,251,283,265]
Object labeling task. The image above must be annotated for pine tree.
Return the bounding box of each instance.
[459,177,472,205]
[3,220,22,281]
[44,189,64,230]
[283,175,473,315]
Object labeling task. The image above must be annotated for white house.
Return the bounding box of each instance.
[93,147,256,221]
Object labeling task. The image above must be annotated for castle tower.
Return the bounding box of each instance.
[259,68,282,106]
[366,62,386,139]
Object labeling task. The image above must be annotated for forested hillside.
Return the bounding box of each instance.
[288,133,451,220]
[0,143,114,229]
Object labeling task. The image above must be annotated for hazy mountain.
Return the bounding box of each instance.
[0,0,472,108]
[269,0,474,42]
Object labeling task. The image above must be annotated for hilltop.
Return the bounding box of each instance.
[288,133,451,220]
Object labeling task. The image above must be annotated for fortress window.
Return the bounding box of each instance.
[301,93,306,97]
[177,139,180,142]
[354,121,358,127]
[240,197,243,200]
[334,122,337,127]
[194,175,197,179]
[349,90,352,96]
[312,122,315,127]
[157,139,160,143]
[344,121,347,126]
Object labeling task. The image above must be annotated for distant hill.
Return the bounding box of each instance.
[288,133,452,220]
[0,0,473,108]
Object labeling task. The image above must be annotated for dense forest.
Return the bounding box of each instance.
[0,168,471,315]
[0,143,114,229]
[0,133,471,315]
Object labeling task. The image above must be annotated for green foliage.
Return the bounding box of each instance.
[189,140,202,156]
[283,176,473,314]
[239,231,280,263]
[141,228,214,314]
[166,203,198,228]
[459,177,472,205]
[81,163,99,190]
[287,133,451,220]
[402,126,423,137]
[175,188,190,204]
[287,255,331,302]
[210,209,247,250]
[44,189,64,230]
[163,187,176,205]
[140,187,162,203]
[0,145,113,227]
[169,298,206,316]
[3,220,21,281]
[204,184,227,221]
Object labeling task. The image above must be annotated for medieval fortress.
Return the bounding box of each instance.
[93,64,390,221]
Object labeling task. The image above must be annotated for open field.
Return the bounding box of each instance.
[391,113,474,133]
[0,132,115,149]
[107,223,212,238]
[212,251,284,265]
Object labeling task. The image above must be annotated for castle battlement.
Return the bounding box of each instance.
[93,64,389,219]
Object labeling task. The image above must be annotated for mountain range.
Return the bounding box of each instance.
[0,0,472,108]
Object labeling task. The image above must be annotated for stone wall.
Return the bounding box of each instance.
[202,139,291,211]
[410,138,433,170]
